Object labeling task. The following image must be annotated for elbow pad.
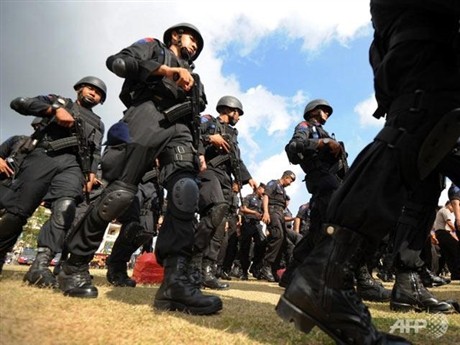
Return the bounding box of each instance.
[108,56,138,78]
[10,97,33,115]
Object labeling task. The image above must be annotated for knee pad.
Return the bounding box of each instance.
[168,176,199,221]
[98,181,137,222]
[209,203,229,228]
[50,198,76,230]
[0,212,26,236]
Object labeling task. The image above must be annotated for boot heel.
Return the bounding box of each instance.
[276,295,315,333]
[390,301,414,312]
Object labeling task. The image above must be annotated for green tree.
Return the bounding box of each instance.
[20,206,50,247]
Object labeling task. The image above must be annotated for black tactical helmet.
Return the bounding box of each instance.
[303,99,333,120]
[216,95,244,115]
[163,23,204,61]
[73,76,107,103]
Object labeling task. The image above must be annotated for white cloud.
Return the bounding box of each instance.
[354,94,384,128]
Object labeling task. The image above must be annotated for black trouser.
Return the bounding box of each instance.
[239,219,265,273]
[66,101,198,265]
[435,230,460,279]
[219,215,239,271]
[325,4,460,250]
[0,150,83,256]
[292,185,336,264]
[263,209,285,267]
[195,168,232,261]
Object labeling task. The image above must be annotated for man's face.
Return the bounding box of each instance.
[257,186,265,196]
[77,85,103,109]
[282,176,294,187]
[309,107,330,125]
[228,108,240,126]
[172,30,199,60]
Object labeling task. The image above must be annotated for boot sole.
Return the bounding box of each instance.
[23,273,58,289]
[153,299,223,315]
[390,301,454,314]
[277,295,351,345]
[63,288,98,298]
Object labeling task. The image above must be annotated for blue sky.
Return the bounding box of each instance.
[0,0,450,212]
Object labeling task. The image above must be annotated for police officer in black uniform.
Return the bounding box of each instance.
[192,96,257,289]
[282,99,390,302]
[260,170,296,282]
[293,202,310,237]
[59,23,222,315]
[0,76,106,287]
[239,183,266,280]
[276,1,460,343]
[281,99,347,285]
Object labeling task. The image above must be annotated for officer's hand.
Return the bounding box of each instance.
[255,212,262,220]
[199,154,207,172]
[210,134,230,152]
[248,179,258,191]
[262,212,270,224]
[171,67,194,91]
[0,158,14,177]
[321,139,342,158]
[54,108,75,128]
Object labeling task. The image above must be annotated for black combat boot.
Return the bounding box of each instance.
[153,256,223,315]
[259,260,276,282]
[355,264,391,302]
[188,253,203,288]
[58,254,98,298]
[276,225,410,344]
[23,247,57,288]
[390,270,454,313]
[419,266,450,287]
[202,259,229,290]
[106,261,136,287]
[220,268,232,281]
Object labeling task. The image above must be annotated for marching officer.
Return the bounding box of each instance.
[58,23,223,316]
[0,76,106,287]
[191,96,257,289]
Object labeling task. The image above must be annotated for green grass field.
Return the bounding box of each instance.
[1,265,459,345]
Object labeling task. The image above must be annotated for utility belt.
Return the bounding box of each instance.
[207,154,230,168]
[141,168,158,183]
[269,205,285,212]
[158,145,196,167]
[36,136,79,152]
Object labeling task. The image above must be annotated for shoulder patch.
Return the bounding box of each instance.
[201,114,214,123]
[296,121,310,129]
[135,37,156,45]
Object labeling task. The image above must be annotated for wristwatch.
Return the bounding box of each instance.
[51,97,66,110]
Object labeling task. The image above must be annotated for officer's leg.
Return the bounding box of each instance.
[260,212,284,282]
[105,191,143,288]
[153,171,222,314]
[59,180,138,298]
[107,188,156,288]
[0,213,27,273]
[202,218,230,289]
[190,172,229,289]
[24,197,76,288]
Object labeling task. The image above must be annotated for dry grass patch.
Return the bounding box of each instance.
[1,265,459,345]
